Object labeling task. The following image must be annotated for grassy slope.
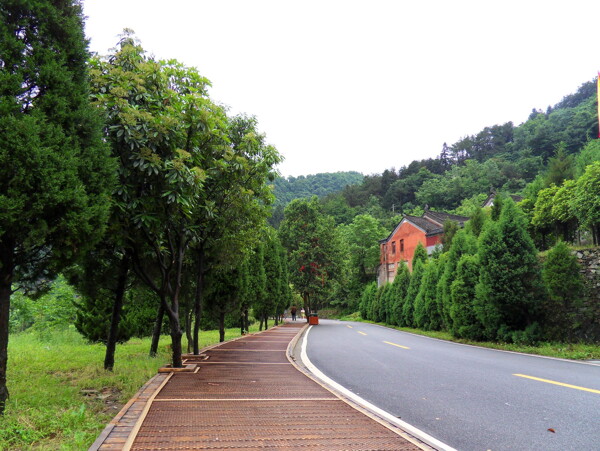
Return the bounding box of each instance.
[1,324,261,450]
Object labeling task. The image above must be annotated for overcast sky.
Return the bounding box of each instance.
[82,0,600,177]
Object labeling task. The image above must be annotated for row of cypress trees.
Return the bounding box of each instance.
[360,196,586,344]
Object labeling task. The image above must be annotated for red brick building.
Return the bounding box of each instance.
[378,210,469,285]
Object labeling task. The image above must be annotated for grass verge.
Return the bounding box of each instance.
[1,323,263,450]
[337,314,600,360]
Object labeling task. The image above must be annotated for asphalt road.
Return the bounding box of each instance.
[304,319,600,451]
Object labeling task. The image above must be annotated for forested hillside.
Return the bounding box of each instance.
[269,171,363,227]
[272,171,364,206]
[284,78,599,231]
[271,77,599,344]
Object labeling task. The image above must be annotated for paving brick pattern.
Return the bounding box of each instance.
[91,322,423,450]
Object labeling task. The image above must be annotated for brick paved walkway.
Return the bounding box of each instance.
[90,322,426,450]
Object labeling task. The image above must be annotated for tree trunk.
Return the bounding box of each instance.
[264,314,268,330]
[185,307,193,353]
[0,245,14,415]
[170,326,183,368]
[193,249,205,355]
[104,252,130,371]
[259,317,263,331]
[160,290,184,368]
[149,301,165,357]
[244,308,249,333]
[303,292,311,323]
[219,312,225,342]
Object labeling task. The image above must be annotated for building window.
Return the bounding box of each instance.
[391,241,396,254]
[400,239,404,252]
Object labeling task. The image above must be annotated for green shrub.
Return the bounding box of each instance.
[359,282,377,320]
[390,262,411,326]
[449,254,483,339]
[475,199,544,340]
[541,241,584,340]
[401,259,425,327]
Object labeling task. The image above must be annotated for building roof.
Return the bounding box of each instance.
[380,210,469,243]
[482,193,524,208]
[423,210,469,228]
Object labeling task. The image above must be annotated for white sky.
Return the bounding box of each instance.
[82,0,600,177]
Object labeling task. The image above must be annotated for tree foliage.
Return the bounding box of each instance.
[449,254,482,339]
[279,197,343,315]
[541,241,584,340]
[0,0,114,413]
[474,199,544,341]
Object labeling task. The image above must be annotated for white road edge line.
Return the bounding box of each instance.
[362,321,600,368]
[301,326,456,451]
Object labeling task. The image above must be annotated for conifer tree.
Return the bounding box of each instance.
[411,242,428,268]
[437,230,477,329]
[248,243,268,330]
[262,229,283,325]
[401,259,425,327]
[449,254,483,339]
[541,241,584,340]
[359,282,377,320]
[371,285,386,323]
[390,262,411,325]
[204,266,243,342]
[413,260,442,330]
[466,207,487,238]
[0,0,114,412]
[474,199,543,341]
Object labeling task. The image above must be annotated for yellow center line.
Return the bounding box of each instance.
[358,331,367,336]
[346,325,353,329]
[513,374,600,394]
[384,340,410,350]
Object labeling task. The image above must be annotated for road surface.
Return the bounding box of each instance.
[304,319,600,451]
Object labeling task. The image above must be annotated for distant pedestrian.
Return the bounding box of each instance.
[290,306,297,321]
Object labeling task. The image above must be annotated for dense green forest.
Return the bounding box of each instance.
[266,76,600,346]
[284,78,598,227]
[273,171,364,206]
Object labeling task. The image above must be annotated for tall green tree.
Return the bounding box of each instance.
[474,199,544,341]
[260,228,284,327]
[401,259,425,327]
[550,180,578,242]
[390,261,411,325]
[204,265,243,342]
[247,242,268,330]
[541,241,584,340]
[573,161,600,244]
[188,113,280,353]
[337,214,387,309]
[0,0,114,413]
[89,34,225,368]
[279,197,342,317]
[413,258,443,330]
[449,254,482,339]
[574,139,600,178]
[359,282,377,320]
[531,184,560,248]
[544,143,574,187]
[437,229,477,328]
